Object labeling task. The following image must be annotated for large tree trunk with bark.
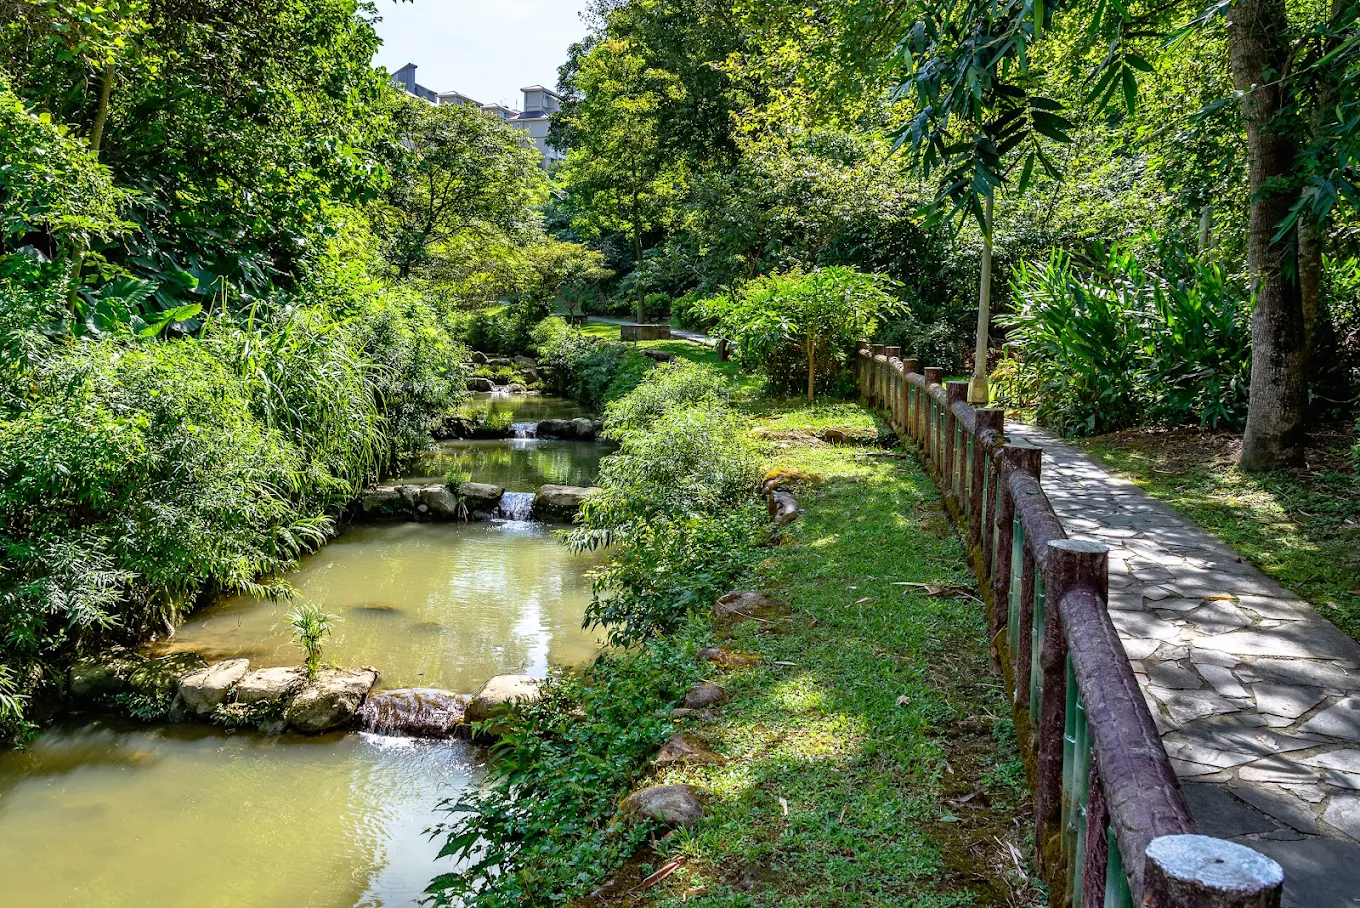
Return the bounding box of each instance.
[1229,0,1308,472]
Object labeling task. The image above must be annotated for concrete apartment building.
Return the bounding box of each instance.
[390,64,565,168]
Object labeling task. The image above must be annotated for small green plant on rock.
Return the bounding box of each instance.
[288,605,335,680]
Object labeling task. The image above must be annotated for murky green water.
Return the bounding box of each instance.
[465,392,589,425]
[0,720,476,907]
[151,520,605,691]
[0,411,608,907]
[410,438,612,492]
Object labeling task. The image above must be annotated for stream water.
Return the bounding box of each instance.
[0,396,606,908]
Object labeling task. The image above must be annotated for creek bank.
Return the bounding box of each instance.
[355,481,601,524]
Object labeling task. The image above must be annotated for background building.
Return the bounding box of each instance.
[389,65,563,168]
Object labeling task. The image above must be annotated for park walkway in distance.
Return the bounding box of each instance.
[1007,423,1360,907]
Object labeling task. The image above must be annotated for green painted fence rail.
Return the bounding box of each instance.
[856,343,1285,908]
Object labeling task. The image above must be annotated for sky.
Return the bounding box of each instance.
[371,0,592,110]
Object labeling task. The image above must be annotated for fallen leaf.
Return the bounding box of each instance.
[896,695,911,707]
[778,797,789,816]
[855,596,873,605]
[772,660,798,666]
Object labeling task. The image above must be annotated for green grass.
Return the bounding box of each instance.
[1080,427,1360,641]
[618,417,1040,907]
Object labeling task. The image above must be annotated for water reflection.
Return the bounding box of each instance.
[410,438,613,492]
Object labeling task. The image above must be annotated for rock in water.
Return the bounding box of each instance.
[177,659,250,717]
[234,667,306,705]
[68,649,146,705]
[535,418,572,438]
[622,784,704,829]
[459,482,505,516]
[468,376,496,392]
[418,486,463,520]
[285,669,377,734]
[128,653,207,703]
[357,689,467,738]
[532,484,600,522]
[570,417,596,439]
[465,674,541,735]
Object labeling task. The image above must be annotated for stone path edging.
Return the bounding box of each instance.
[1007,423,1360,906]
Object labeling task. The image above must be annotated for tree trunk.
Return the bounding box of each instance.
[806,335,816,403]
[969,191,994,404]
[67,61,118,309]
[1229,0,1307,472]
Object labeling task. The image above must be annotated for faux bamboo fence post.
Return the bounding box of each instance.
[853,346,1283,908]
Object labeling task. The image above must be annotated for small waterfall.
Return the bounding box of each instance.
[511,422,537,439]
[357,689,467,739]
[496,491,535,521]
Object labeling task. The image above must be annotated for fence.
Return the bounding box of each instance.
[855,343,1284,908]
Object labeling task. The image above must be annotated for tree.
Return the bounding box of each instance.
[378,97,547,281]
[703,266,903,401]
[555,37,688,320]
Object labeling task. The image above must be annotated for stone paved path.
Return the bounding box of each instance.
[1008,424,1360,907]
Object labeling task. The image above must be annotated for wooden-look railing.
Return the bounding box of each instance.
[856,343,1284,908]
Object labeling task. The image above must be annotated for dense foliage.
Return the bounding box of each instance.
[995,245,1252,436]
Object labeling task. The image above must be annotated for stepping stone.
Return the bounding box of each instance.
[1302,750,1360,774]
[1238,755,1322,785]
[683,682,727,709]
[1149,662,1204,691]
[1194,631,1321,659]
[622,784,703,829]
[1185,600,1253,635]
[654,733,724,766]
[1197,664,1249,699]
[1253,658,1360,693]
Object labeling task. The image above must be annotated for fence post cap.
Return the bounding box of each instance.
[1047,538,1108,555]
[1145,835,1283,898]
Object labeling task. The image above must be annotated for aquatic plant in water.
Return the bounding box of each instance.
[287,605,336,679]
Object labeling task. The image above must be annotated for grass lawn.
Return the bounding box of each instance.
[594,405,1041,906]
[1079,426,1360,641]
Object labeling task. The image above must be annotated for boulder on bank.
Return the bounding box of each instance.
[177,658,249,717]
[513,355,537,368]
[714,591,787,625]
[465,674,541,735]
[468,376,496,393]
[683,681,727,710]
[535,418,604,440]
[285,669,378,734]
[532,484,600,522]
[235,667,306,705]
[469,351,489,365]
[622,784,703,829]
[504,382,528,394]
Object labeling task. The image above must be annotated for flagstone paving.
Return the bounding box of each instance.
[1008,423,1360,907]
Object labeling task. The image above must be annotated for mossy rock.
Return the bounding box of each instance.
[127,653,207,704]
[68,649,147,706]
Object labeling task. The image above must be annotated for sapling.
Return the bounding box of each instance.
[287,604,336,680]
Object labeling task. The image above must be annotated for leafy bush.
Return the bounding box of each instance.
[704,267,903,401]
[999,244,1251,436]
[0,280,466,734]
[532,316,651,409]
[602,360,731,439]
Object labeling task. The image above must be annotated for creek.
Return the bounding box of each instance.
[0,396,608,907]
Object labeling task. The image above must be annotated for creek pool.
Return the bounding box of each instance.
[0,398,608,907]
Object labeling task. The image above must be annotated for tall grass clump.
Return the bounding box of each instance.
[997,243,1251,436]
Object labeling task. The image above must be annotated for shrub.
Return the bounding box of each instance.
[999,244,1251,436]
[704,267,904,401]
[602,359,731,439]
[531,316,652,409]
